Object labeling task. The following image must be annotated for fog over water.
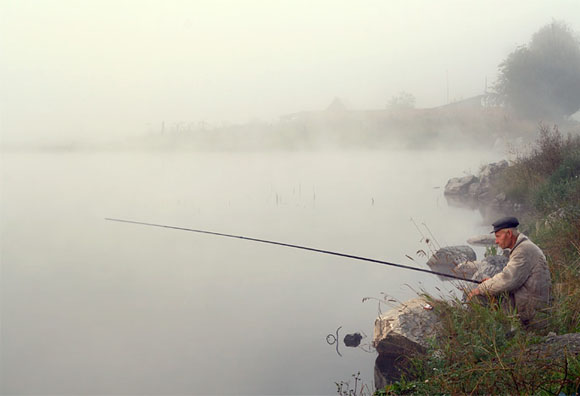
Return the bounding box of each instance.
[1,1,579,395]
[1,149,504,394]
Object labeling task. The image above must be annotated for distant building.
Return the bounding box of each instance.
[280,97,349,122]
[326,97,348,112]
[434,94,489,111]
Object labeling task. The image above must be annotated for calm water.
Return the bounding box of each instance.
[1,149,501,395]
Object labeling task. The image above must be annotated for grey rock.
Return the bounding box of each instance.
[479,189,492,201]
[479,160,508,183]
[444,174,478,195]
[455,260,480,279]
[467,234,496,246]
[426,246,477,281]
[472,255,508,281]
[451,255,509,296]
[373,298,439,349]
[467,181,482,197]
[458,255,509,297]
[427,245,477,266]
[444,160,509,204]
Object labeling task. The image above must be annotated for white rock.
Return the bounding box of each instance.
[373,297,439,349]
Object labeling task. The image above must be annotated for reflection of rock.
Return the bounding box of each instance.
[344,333,362,347]
[373,298,439,389]
[426,245,476,281]
[444,192,480,209]
[444,195,513,224]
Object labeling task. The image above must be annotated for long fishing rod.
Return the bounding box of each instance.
[105,218,481,284]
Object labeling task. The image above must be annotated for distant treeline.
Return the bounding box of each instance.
[137,104,578,151]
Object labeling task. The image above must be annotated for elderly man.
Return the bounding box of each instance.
[467,216,551,325]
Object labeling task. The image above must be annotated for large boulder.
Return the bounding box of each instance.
[453,254,508,282]
[467,234,496,246]
[473,161,509,200]
[426,245,477,281]
[444,174,478,195]
[472,255,508,281]
[373,298,440,389]
[454,260,480,280]
[479,160,508,185]
[444,160,509,204]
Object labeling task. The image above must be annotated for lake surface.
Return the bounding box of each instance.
[1,148,502,395]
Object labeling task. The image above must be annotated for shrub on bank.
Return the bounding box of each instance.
[499,124,580,214]
[377,125,580,395]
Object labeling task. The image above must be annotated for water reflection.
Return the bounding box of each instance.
[326,327,373,357]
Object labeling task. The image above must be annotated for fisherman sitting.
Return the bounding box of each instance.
[467,216,551,326]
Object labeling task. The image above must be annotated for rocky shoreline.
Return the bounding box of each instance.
[371,160,579,390]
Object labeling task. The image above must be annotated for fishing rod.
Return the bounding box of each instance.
[105,218,481,284]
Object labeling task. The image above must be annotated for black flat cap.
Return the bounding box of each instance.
[491,216,519,233]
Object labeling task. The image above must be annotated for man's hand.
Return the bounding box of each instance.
[467,288,480,301]
[467,278,491,301]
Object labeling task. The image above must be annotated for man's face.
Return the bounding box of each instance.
[494,229,512,249]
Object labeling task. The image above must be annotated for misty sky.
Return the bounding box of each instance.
[1,0,579,144]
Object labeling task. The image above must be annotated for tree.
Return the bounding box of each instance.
[494,21,580,120]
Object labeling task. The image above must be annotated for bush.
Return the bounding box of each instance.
[498,124,580,213]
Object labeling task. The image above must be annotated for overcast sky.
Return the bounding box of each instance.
[1,0,579,144]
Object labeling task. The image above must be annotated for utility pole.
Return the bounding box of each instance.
[446,69,449,104]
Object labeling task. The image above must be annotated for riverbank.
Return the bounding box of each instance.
[376,124,580,394]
